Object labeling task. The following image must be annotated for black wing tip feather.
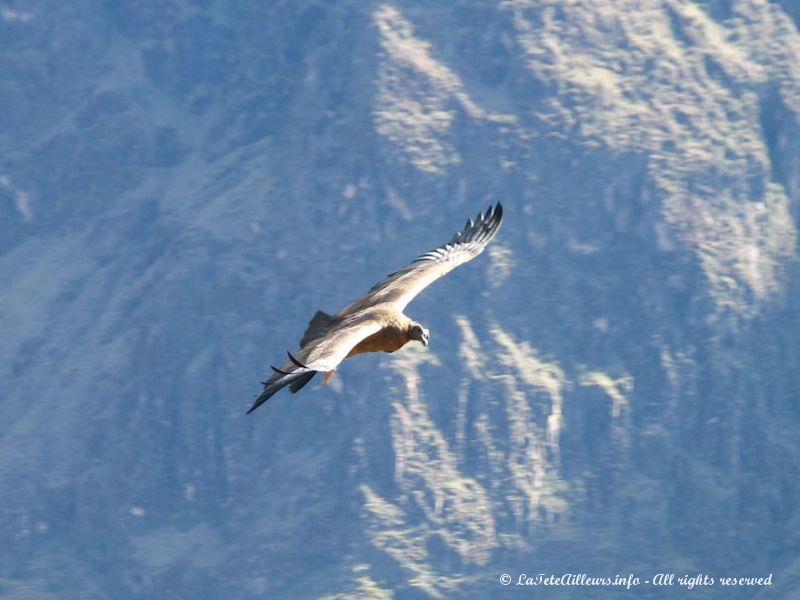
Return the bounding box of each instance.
[455,201,503,245]
[288,370,316,393]
[248,380,286,414]
[247,355,317,414]
[287,350,310,369]
[406,202,503,266]
[369,202,504,290]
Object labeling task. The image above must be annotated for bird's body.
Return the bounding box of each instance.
[247,203,503,414]
[345,311,414,358]
[321,309,416,383]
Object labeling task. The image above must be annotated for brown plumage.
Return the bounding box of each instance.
[247,202,503,414]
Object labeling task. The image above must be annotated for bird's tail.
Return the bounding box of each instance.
[247,353,317,414]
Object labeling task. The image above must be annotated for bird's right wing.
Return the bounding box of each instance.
[338,203,503,315]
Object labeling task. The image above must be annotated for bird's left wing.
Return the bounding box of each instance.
[247,315,384,414]
[299,315,384,373]
[339,202,503,315]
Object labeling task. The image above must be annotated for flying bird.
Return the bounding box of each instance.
[247,202,503,414]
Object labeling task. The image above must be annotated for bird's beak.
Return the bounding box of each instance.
[422,331,430,347]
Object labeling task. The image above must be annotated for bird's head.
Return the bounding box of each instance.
[409,322,430,347]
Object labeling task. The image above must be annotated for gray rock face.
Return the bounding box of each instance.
[2,1,799,597]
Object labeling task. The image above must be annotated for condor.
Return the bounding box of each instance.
[247,203,503,414]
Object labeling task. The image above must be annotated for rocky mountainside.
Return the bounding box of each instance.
[2,1,799,598]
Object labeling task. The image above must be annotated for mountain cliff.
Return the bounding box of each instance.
[2,1,799,598]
